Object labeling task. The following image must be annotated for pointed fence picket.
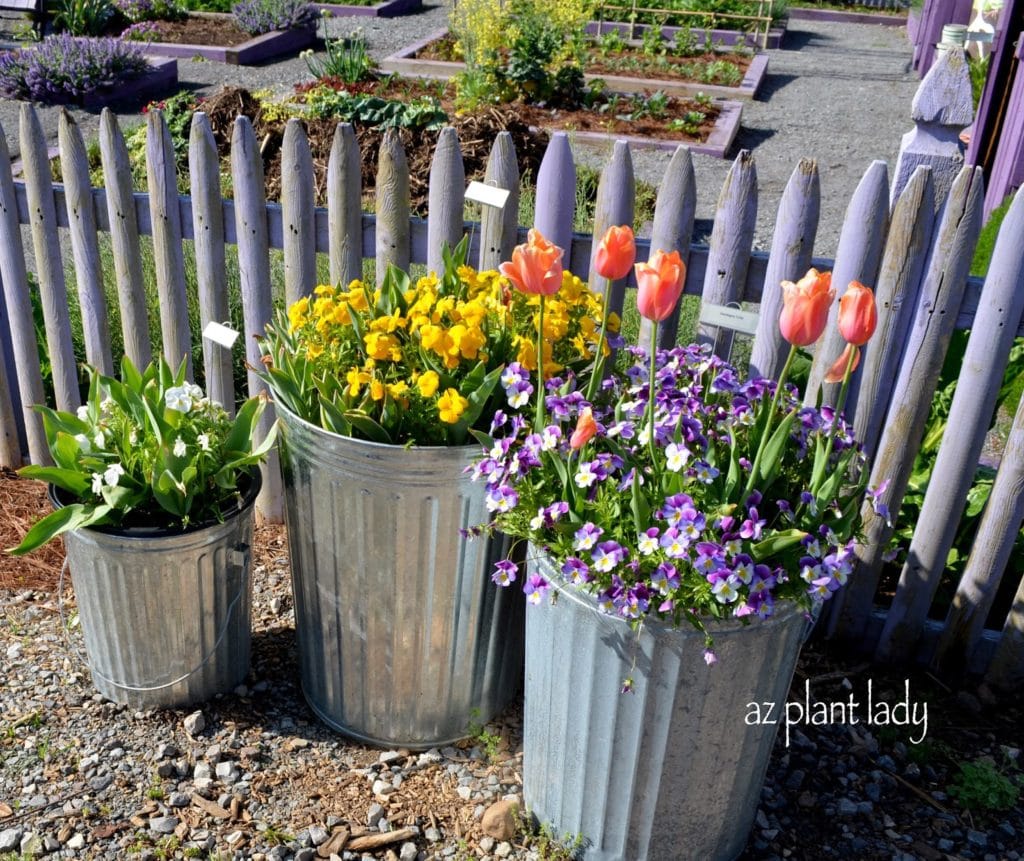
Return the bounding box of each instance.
[1,103,1023,686]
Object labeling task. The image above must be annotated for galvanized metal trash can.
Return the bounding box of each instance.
[523,550,805,861]
[55,473,259,711]
[277,403,524,749]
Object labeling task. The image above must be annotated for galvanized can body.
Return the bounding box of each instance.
[277,404,524,749]
[524,550,805,861]
[57,476,259,711]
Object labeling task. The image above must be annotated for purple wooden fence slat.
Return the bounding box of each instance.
[0,122,46,464]
[589,141,635,324]
[639,145,696,351]
[0,344,18,467]
[934,385,1024,676]
[427,127,466,277]
[875,179,1024,663]
[986,552,1024,689]
[831,165,984,643]
[749,158,820,381]
[375,128,411,284]
[189,111,235,417]
[58,110,113,377]
[980,34,1024,218]
[533,133,576,256]
[146,109,192,379]
[21,104,80,412]
[98,108,151,371]
[327,123,363,288]
[805,161,889,411]
[282,118,317,307]
[478,132,519,272]
[697,150,756,359]
[231,116,282,521]
[853,166,936,458]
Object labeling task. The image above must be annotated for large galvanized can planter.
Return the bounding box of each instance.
[53,472,260,711]
[524,550,805,861]
[277,403,524,749]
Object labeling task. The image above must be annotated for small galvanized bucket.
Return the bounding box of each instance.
[524,549,805,861]
[54,472,259,710]
[277,403,524,749]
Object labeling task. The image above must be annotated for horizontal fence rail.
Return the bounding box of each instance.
[0,104,1023,689]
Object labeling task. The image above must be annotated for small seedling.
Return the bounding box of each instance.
[949,758,1021,813]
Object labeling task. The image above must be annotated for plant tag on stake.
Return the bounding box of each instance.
[203,321,240,349]
[699,303,760,337]
[465,181,510,210]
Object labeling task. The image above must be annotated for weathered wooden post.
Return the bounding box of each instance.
[478,132,519,272]
[327,123,362,288]
[375,128,411,284]
[533,132,575,256]
[281,118,317,307]
[427,127,466,277]
[892,46,974,209]
[589,141,635,322]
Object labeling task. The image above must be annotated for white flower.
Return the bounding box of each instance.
[100,397,114,415]
[74,434,91,454]
[574,462,598,489]
[638,532,659,556]
[185,382,205,401]
[93,430,105,449]
[76,405,89,421]
[197,434,211,452]
[665,442,690,472]
[173,437,187,457]
[164,386,192,413]
[91,473,104,495]
[103,463,124,488]
[128,428,138,445]
[540,427,560,451]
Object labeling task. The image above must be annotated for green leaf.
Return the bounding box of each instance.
[724,437,740,502]
[631,469,650,534]
[152,469,186,517]
[344,410,392,444]
[758,409,797,483]
[751,529,808,562]
[8,502,113,555]
[16,465,90,497]
[223,396,266,456]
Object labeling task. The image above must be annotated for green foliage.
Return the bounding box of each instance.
[303,30,373,84]
[971,193,1014,277]
[968,54,989,112]
[52,0,115,36]
[10,357,274,554]
[304,87,448,130]
[949,758,1022,813]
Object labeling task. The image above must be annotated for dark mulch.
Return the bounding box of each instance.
[122,13,258,47]
[0,468,64,592]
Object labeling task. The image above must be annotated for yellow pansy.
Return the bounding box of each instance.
[417,370,440,398]
[346,367,370,398]
[346,285,370,312]
[370,379,385,401]
[437,388,468,424]
[288,296,310,332]
[365,332,401,362]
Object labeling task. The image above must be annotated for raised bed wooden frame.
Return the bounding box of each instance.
[313,0,420,17]
[137,13,316,65]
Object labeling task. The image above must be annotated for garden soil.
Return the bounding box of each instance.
[3,9,1021,861]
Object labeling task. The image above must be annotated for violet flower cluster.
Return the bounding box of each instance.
[473,343,887,647]
[0,35,150,104]
[232,0,317,35]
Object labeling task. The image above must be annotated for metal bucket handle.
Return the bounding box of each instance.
[59,544,251,693]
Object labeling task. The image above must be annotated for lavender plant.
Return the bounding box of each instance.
[0,34,151,104]
[113,0,182,22]
[232,0,316,35]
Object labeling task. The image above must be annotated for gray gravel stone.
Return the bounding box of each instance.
[149,816,179,834]
[0,829,23,852]
[367,803,384,827]
[184,711,205,736]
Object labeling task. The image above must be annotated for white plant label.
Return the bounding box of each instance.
[465,181,510,209]
[699,303,760,336]
[203,321,240,349]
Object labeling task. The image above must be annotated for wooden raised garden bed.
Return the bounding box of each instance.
[380,29,768,101]
[136,12,316,65]
[313,0,421,17]
[787,5,907,26]
[585,18,786,50]
[83,57,179,108]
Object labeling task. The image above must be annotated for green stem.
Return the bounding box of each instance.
[741,343,797,503]
[813,345,858,494]
[647,325,658,468]
[584,293,612,404]
[535,294,546,432]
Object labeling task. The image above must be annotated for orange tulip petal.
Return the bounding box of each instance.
[824,344,860,384]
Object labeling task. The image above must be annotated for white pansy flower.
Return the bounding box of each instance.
[173,437,187,457]
[103,463,124,488]
[91,473,104,495]
[93,430,105,448]
[197,434,211,452]
[74,434,91,453]
[164,386,192,413]
[185,382,205,401]
[76,405,89,421]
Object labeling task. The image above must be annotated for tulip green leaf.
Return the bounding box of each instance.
[7,501,113,556]
[751,529,807,561]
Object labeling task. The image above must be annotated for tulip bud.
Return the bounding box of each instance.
[634,249,685,322]
[837,281,877,346]
[570,407,598,450]
[778,269,834,347]
[594,225,636,281]
[499,228,564,296]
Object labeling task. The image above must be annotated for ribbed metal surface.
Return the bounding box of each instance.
[524,551,805,861]
[278,404,524,749]
[61,481,257,710]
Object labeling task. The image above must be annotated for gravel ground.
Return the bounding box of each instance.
[2,519,1023,861]
[0,9,920,258]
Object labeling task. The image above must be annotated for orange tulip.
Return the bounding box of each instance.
[837,281,878,346]
[594,225,636,281]
[570,407,598,450]
[499,228,564,296]
[778,269,834,347]
[824,343,861,384]
[635,249,685,322]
